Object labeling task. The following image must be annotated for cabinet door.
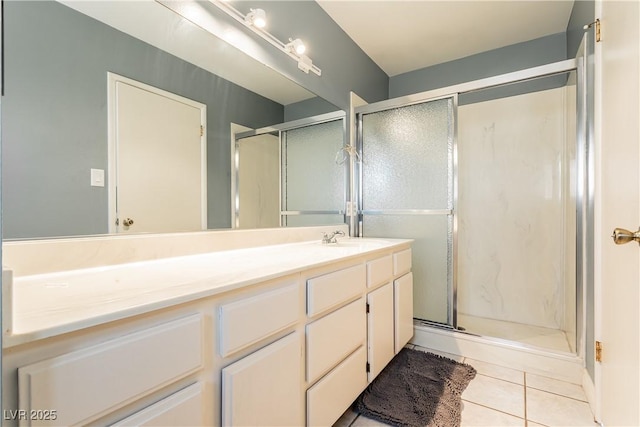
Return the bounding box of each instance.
[367,283,394,382]
[221,332,302,426]
[394,272,414,354]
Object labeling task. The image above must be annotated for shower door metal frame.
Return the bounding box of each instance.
[355,93,459,328]
[355,58,587,348]
[234,110,348,227]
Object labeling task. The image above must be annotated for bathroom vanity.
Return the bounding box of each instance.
[2,229,413,426]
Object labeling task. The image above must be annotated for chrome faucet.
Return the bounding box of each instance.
[321,230,345,244]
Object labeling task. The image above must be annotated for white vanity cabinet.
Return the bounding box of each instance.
[16,314,205,426]
[5,239,413,427]
[366,250,414,380]
[303,249,414,425]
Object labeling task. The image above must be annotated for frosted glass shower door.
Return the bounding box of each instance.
[359,97,455,326]
[281,119,346,226]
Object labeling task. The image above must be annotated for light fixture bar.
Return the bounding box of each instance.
[207,0,321,76]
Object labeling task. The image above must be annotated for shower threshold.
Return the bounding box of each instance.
[457,313,574,354]
[414,315,574,355]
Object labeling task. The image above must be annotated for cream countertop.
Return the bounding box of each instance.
[4,238,411,348]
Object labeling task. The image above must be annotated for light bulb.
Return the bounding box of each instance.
[286,38,306,55]
[246,8,266,28]
[293,39,305,55]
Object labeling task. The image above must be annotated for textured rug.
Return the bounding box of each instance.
[355,348,477,427]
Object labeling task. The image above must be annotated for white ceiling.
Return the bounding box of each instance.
[317,0,575,76]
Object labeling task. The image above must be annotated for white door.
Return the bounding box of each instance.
[595,1,640,425]
[109,74,206,233]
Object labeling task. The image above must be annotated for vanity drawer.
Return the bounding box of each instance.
[307,346,367,427]
[306,298,365,383]
[110,382,204,426]
[219,281,299,357]
[307,264,365,317]
[393,248,412,276]
[18,314,203,427]
[367,254,393,288]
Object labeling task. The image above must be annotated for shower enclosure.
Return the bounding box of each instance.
[355,55,591,355]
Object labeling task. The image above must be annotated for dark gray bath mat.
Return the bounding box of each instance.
[355,348,477,427]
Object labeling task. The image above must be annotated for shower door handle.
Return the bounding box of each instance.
[611,227,640,245]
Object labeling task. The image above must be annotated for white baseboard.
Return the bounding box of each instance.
[411,323,584,384]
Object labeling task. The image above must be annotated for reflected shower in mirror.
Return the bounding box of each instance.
[233,112,347,229]
[2,0,343,240]
[233,130,280,229]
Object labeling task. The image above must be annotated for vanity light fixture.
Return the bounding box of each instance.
[208,0,321,76]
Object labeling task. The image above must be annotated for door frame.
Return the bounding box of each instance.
[230,122,254,229]
[231,122,282,229]
[593,0,640,424]
[106,73,207,233]
[356,94,458,327]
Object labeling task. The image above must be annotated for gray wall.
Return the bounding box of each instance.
[2,0,284,238]
[389,33,567,99]
[284,97,338,122]
[567,0,595,58]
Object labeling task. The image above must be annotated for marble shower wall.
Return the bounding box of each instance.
[457,86,576,330]
[564,82,577,351]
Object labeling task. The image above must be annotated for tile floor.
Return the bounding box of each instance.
[334,344,596,427]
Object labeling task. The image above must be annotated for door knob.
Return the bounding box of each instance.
[123,218,134,227]
[611,227,640,245]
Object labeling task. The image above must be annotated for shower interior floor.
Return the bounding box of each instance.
[457,313,573,354]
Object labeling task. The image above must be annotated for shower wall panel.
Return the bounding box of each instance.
[236,133,280,229]
[457,87,573,330]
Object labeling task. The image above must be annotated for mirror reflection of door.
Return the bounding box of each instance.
[108,73,207,233]
[233,125,280,229]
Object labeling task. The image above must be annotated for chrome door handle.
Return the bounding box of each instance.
[611,227,640,245]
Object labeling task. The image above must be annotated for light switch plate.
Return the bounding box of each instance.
[90,168,105,187]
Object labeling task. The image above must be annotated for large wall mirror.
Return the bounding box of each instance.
[2,0,346,240]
